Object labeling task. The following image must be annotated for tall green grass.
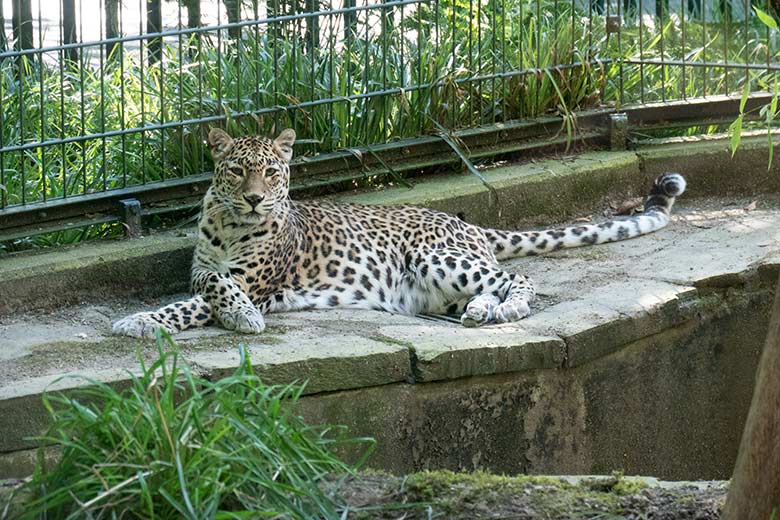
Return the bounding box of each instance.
[6,334,372,519]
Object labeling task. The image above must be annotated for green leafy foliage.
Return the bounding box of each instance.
[12,333,372,519]
[729,7,780,165]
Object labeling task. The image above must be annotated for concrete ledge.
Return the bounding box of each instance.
[637,132,780,198]
[2,132,779,315]
[338,151,642,228]
[378,326,566,381]
[0,233,194,314]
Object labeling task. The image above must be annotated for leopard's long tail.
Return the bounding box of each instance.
[485,172,686,261]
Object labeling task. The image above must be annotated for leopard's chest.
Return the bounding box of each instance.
[218,233,296,297]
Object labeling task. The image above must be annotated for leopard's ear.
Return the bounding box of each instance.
[208,128,234,161]
[273,129,296,162]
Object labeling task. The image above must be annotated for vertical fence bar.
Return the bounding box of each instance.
[416,0,423,134]
[618,0,624,106]
[79,0,86,196]
[535,0,541,114]
[197,12,203,176]
[178,0,184,176]
[120,1,127,188]
[253,0,261,135]
[38,0,45,202]
[0,57,5,208]
[767,0,772,89]
[344,0,353,145]
[362,3,370,141]
[139,0,146,184]
[160,12,166,182]
[701,0,706,96]
[100,0,107,192]
[311,0,318,149]
[450,0,456,129]
[743,0,749,95]
[681,0,686,99]
[399,1,405,136]
[490,0,496,124]
[659,0,666,101]
[58,0,66,198]
[501,0,506,123]
[723,0,729,94]
[639,0,644,102]
[17,10,25,205]
[569,0,574,113]
[519,0,524,119]
[217,0,223,131]
[477,0,483,126]
[292,0,300,134]
[381,0,388,140]
[235,2,243,134]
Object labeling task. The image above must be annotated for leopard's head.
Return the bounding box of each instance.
[207,128,295,223]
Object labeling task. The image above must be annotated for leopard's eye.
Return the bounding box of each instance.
[265,165,280,177]
[228,165,244,177]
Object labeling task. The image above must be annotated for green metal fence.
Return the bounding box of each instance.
[0,0,778,242]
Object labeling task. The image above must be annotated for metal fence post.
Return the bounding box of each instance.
[609,113,629,151]
[119,199,142,238]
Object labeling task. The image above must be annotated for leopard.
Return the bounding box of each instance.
[112,128,687,339]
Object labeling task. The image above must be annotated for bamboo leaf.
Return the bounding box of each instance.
[753,6,778,30]
[739,81,750,114]
[729,116,743,157]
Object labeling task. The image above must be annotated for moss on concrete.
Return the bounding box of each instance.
[398,470,667,517]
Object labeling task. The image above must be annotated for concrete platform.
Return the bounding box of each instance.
[4,199,777,390]
[1,136,779,480]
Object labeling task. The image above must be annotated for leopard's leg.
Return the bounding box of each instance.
[192,270,266,334]
[112,295,213,339]
[407,247,535,326]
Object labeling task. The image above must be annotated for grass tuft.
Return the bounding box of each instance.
[8,332,372,519]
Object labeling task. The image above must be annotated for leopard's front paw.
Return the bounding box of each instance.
[219,307,266,334]
[112,313,176,339]
[493,300,531,323]
[461,294,500,328]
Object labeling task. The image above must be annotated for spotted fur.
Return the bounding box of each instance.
[113,129,687,338]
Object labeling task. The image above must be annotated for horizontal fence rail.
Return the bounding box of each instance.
[0,0,779,244]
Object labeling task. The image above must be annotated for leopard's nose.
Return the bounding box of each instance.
[243,194,264,208]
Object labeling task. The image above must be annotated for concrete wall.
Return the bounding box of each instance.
[298,279,773,480]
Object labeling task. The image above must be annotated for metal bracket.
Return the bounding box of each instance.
[609,113,628,151]
[119,198,142,238]
[606,15,621,34]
